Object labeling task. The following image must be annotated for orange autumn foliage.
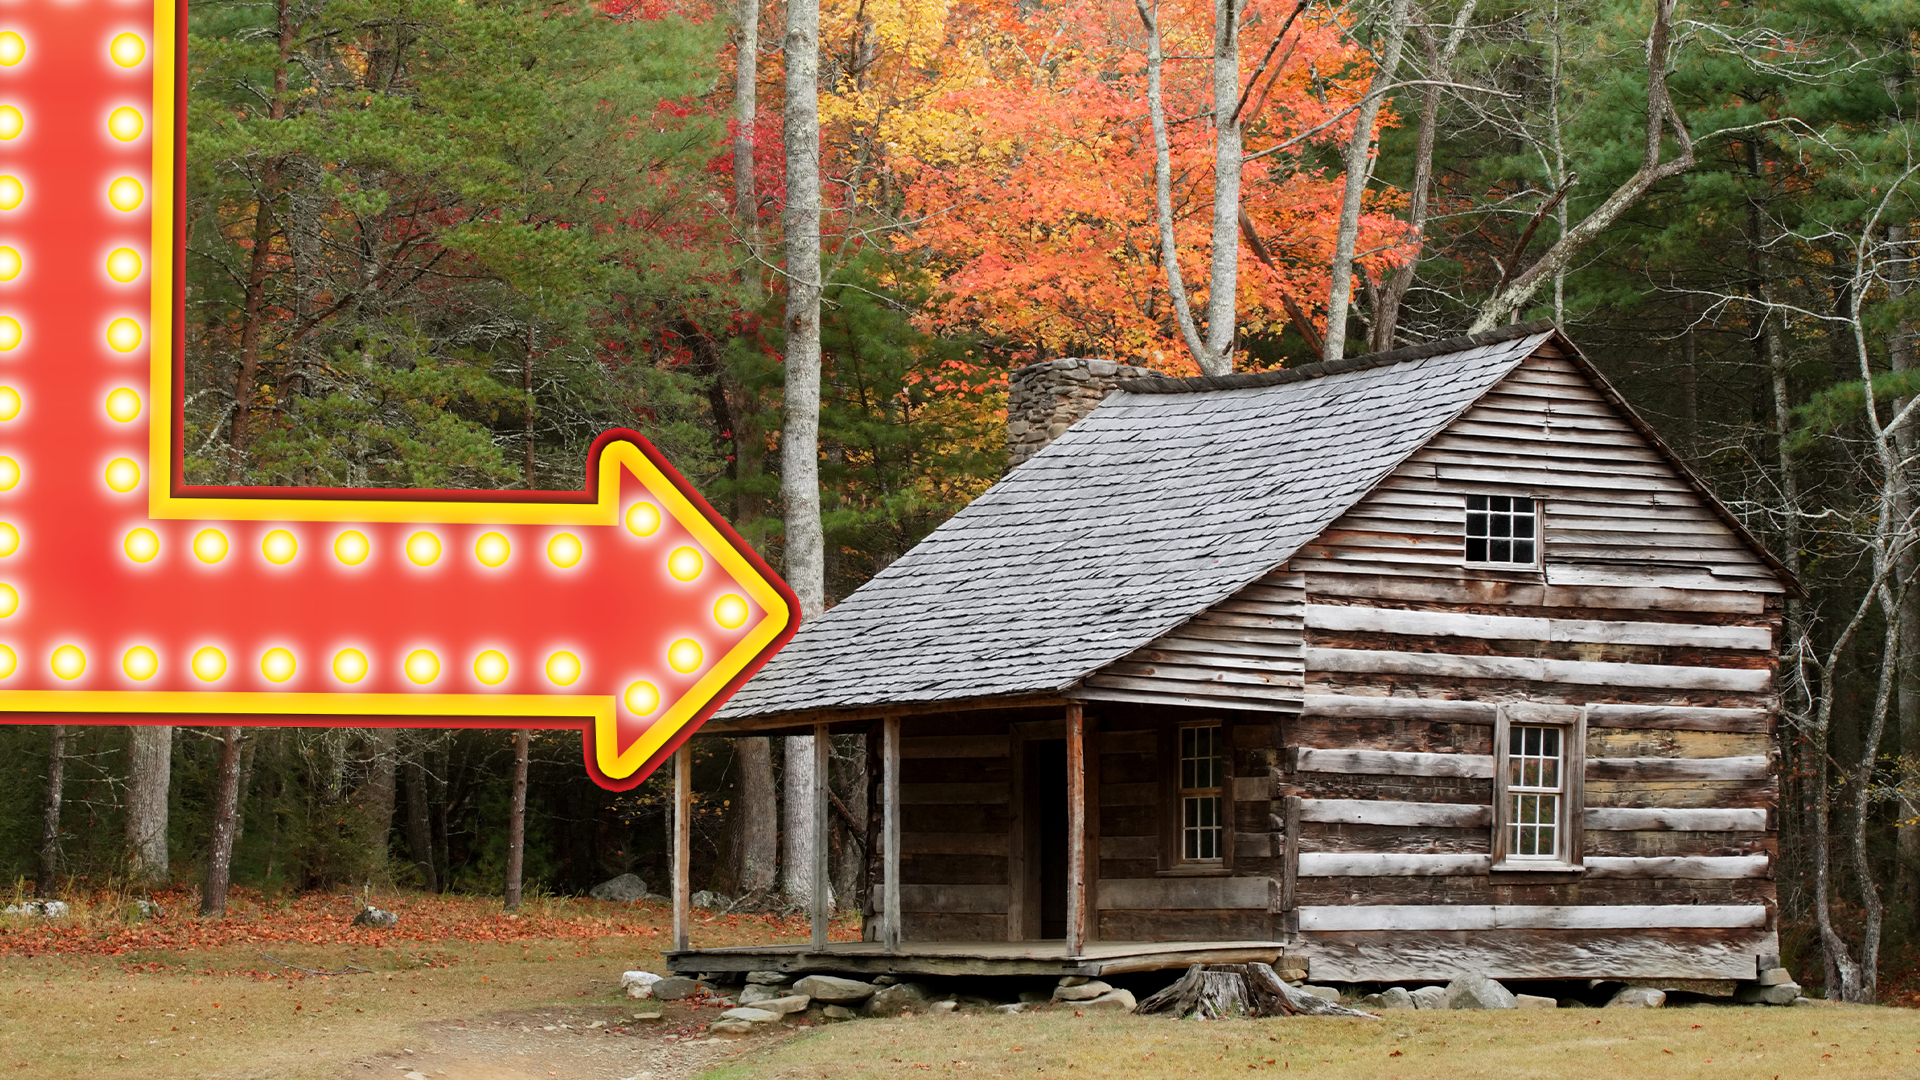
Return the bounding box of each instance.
[831,0,1409,371]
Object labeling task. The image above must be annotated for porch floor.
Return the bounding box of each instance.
[664,939,1300,979]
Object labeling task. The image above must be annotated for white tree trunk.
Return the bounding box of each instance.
[734,0,761,298]
[1324,0,1413,361]
[1199,0,1241,369]
[782,734,822,906]
[124,726,172,882]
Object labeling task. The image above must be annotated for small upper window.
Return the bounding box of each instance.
[1178,723,1223,862]
[1465,495,1536,564]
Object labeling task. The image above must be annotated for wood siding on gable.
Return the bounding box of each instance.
[1282,347,1784,982]
[1078,570,1305,713]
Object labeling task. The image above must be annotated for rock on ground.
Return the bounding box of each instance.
[719,1007,781,1024]
[1607,987,1666,1009]
[620,971,662,1000]
[350,905,398,928]
[1735,982,1801,1006]
[739,984,785,1005]
[1445,975,1517,1010]
[709,1019,755,1036]
[928,1000,959,1014]
[1053,979,1112,1003]
[793,975,877,1004]
[1358,987,1415,1011]
[588,874,648,903]
[746,971,792,985]
[1081,989,1136,1012]
[823,1004,857,1019]
[1516,994,1556,1009]
[2,900,67,917]
[1300,985,1341,1003]
[994,1003,1025,1014]
[1410,985,1448,1010]
[1757,968,1794,986]
[651,977,703,1001]
[750,995,810,1016]
[864,982,933,1016]
[689,890,731,911]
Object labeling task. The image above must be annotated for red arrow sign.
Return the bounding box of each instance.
[0,1,798,789]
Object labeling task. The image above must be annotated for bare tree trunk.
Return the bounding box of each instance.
[125,726,172,883]
[523,327,537,486]
[1471,0,1693,331]
[734,737,778,895]
[1888,222,1920,927]
[1370,1,1476,351]
[735,0,762,299]
[402,752,437,892]
[226,0,293,479]
[36,726,64,897]
[362,728,398,869]
[1325,0,1413,361]
[201,728,244,916]
[1132,0,1241,376]
[783,735,819,906]
[505,729,529,910]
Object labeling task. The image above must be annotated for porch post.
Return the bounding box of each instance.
[672,743,691,953]
[882,714,901,951]
[1065,702,1086,956]
[812,722,831,948]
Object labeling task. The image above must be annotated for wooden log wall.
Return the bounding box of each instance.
[1277,347,1785,981]
[893,713,1015,941]
[1094,705,1279,941]
[1078,571,1305,714]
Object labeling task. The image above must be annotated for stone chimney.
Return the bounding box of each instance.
[1006,357,1158,469]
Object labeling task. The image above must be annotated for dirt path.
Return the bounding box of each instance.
[335,1006,800,1080]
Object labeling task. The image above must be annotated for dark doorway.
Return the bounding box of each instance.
[1026,738,1069,938]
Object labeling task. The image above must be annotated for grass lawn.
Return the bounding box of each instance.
[699,1001,1920,1080]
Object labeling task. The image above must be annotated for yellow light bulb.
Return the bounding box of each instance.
[49,645,84,681]
[332,648,368,684]
[261,529,297,565]
[334,530,369,565]
[668,638,703,674]
[192,528,229,564]
[546,532,582,568]
[122,646,157,681]
[545,651,581,687]
[713,594,750,630]
[104,387,140,422]
[106,248,140,283]
[474,532,510,567]
[0,457,19,490]
[623,680,660,716]
[107,177,142,212]
[106,317,141,352]
[405,649,440,684]
[107,107,142,142]
[0,523,17,557]
[191,646,227,682]
[0,33,25,67]
[0,584,19,618]
[667,546,703,582]
[123,528,158,563]
[0,316,22,350]
[473,650,509,686]
[0,247,20,281]
[110,33,145,68]
[260,647,296,683]
[625,502,661,537]
[0,176,23,211]
[0,644,16,678]
[0,387,20,421]
[0,106,22,140]
[405,531,441,566]
[104,458,139,493]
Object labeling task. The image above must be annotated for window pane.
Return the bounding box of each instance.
[1514,540,1535,563]
[1541,727,1559,756]
[1467,495,1487,511]
[1466,537,1487,561]
[1490,496,1510,513]
[1514,497,1533,513]
[1513,514,1535,539]
[1467,512,1488,536]
[1491,539,1511,562]
[1523,727,1540,756]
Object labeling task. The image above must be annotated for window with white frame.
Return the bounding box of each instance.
[1465,494,1537,565]
[1178,723,1223,862]
[1492,707,1585,870]
[1506,725,1563,858]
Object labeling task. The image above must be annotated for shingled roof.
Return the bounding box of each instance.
[719,323,1563,721]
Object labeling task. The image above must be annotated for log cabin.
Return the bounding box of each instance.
[665,320,1797,986]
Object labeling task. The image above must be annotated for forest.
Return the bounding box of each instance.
[0,0,1914,1003]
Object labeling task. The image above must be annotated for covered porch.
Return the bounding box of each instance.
[660,702,1288,978]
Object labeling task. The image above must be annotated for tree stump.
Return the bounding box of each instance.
[1135,963,1377,1020]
